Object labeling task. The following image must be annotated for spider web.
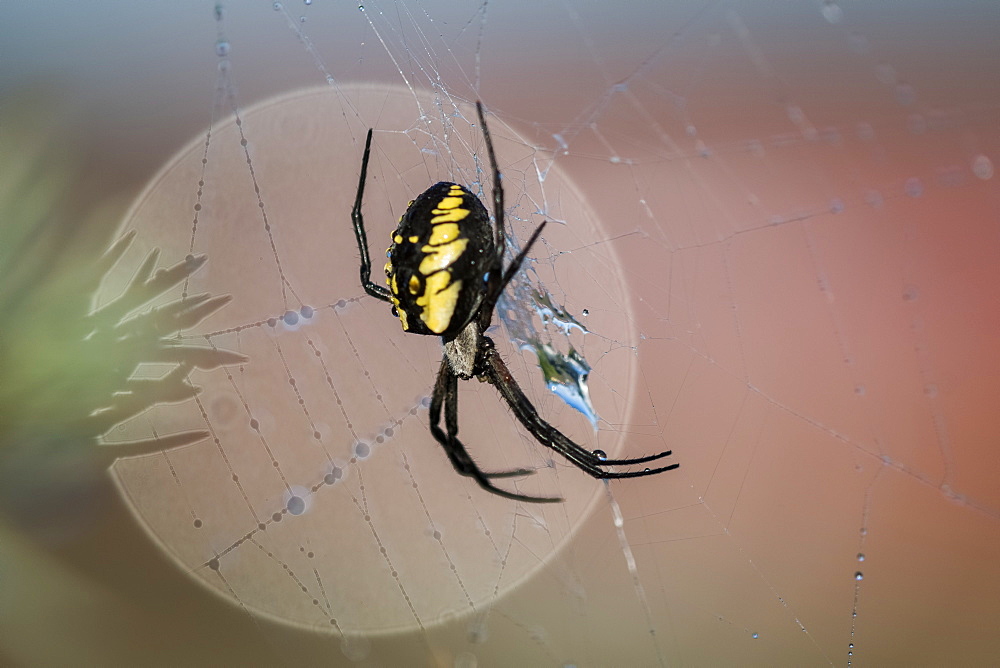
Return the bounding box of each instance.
[3,1,999,665]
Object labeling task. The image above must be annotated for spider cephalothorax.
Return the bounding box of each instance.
[351,101,678,502]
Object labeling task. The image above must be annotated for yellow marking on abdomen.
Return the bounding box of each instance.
[428,222,459,245]
[419,238,468,275]
[419,271,461,333]
[386,277,410,330]
[436,195,463,210]
[430,207,470,224]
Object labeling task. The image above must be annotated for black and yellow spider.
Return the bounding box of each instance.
[351,101,677,502]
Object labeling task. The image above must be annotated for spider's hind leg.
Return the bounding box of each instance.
[428,358,562,503]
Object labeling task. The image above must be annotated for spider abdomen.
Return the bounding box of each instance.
[384,182,495,338]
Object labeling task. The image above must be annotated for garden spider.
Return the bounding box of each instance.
[351,101,678,502]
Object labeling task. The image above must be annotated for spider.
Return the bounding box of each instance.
[351,101,678,502]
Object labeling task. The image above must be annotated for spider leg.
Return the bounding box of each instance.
[476,101,505,260]
[481,341,678,479]
[478,221,548,332]
[473,101,548,330]
[351,128,393,303]
[498,220,546,296]
[597,451,676,466]
[429,358,562,503]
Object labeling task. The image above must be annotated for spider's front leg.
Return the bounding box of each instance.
[351,128,393,303]
[479,337,678,479]
[428,358,561,503]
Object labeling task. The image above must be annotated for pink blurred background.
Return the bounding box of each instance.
[1,1,998,665]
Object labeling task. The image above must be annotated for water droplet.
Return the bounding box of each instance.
[273,1,283,10]
[283,310,299,325]
[467,618,489,643]
[822,127,842,144]
[829,198,845,214]
[821,1,843,24]
[454,651,478,668]
[582,308,589,316]
[895,83,916,106]
[304,0,312,4]
[249,418,260,430]
[848,33,869,54]
[208,558,220,570]
[193,519,203,528]
[354,442,371,458]
[908,114,926,134]
[215,40,230,57]
[902,285,919,302]
[972,154,994,180]
[287,495,305,515]
[214,4,225,21]
[340,635,371,661]
[752,632,759,639]
[849,643,854,648]
[300,305,314,318]
[857,553,865,562]
[593,449,607,461]
[854,572,864,581]
[875,63,897,86]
